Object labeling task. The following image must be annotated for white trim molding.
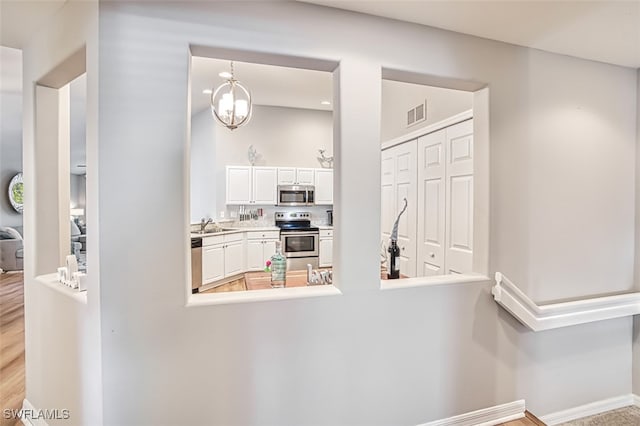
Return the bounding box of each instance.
[19,399,50,426]
[418,400,525,426]
[492,272,640,332]
[540,394,635,425]
[381,109,473,151]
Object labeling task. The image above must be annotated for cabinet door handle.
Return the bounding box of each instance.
[429,252,435,258]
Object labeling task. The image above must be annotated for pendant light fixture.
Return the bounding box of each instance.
[210,61,252,130]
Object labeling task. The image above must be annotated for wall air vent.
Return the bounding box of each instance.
[406,100,427,127]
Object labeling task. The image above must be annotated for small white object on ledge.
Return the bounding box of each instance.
[57,256,87,291]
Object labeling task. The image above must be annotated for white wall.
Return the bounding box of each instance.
[0,47,23,228]
[190,103,333,221]
[381,80,473,141]
[22,1,102,425]
[190,108,217,222]
[92,2,638,424]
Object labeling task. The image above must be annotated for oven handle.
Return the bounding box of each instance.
[280,231,319,237]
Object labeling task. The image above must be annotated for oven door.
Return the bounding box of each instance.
[280,231,319,258]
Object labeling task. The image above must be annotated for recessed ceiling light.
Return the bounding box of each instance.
[218,71,232,79]
[202,89,212,95]
[321,101,331,106]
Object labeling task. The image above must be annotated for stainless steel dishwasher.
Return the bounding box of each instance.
[191,237,202,293]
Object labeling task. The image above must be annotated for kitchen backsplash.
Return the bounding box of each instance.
[191,205,332,227]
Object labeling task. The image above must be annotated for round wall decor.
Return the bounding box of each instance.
[8,173,23,214]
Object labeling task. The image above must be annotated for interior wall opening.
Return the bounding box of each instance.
[33,47,88,290]
[379,74,489,284]
[188,52,338,296]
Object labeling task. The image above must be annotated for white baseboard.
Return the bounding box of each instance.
[418,400,525,426]
[19,399,50,426]
[540,394,635,425]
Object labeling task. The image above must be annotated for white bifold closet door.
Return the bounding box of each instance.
[417,118,473,275]
[381,141,417,277]
[416,130,446,276]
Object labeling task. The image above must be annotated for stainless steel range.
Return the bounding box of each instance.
[275,211,319,270]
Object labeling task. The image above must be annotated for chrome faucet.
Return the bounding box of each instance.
[200,217,213,232]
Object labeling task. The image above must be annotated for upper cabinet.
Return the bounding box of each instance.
[277,167,315,186]
[226,166,252,204]
[252,167,278,204]
[227,165,332,206]
[226,166,277,205]
[314,169,333,205]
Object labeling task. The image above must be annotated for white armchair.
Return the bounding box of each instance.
[0,227,24,272]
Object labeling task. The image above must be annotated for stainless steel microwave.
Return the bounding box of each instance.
[277,185,315,206]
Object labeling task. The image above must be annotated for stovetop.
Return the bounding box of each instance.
[276,222,319,232]
[275,211,318,232]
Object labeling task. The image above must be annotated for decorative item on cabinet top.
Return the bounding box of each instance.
[317,149,333,169]
[247,145,260,166]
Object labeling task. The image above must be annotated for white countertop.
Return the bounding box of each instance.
[190,226,280,239]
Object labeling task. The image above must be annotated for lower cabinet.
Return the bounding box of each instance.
[319,229,333,267]
[246,231,280,271]
[224,241,244,277]
[202,234,246,285]
[203,244,225,284]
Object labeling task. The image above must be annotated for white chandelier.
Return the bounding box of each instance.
[210,61,252,130]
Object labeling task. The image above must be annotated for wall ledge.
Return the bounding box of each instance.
[34,273,87,304]
[418,399,525,426]
[492,272,640,331]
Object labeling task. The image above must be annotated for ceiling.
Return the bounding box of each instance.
[190,57,333,114]
[302,0,640,69]
[1,1,638,68]
[0,0,66,49]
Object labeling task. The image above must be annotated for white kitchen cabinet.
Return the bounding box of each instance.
[252,167,278,204]
[296,168,315,185]
[224,241,245,277]
[246,240,264,271]
[202,233,246,283]
[202,244,225,284]
[226,166,252,205]
[277,168,296,185]
[319,229,333,267]
[314,169,333,205]
[246,231,280,271]
[277,167,315,185]
[226,166,277,205]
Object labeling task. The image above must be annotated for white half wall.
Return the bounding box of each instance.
[22,1,102,425]
[92,2,637,425]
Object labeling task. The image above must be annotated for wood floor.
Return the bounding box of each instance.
[0,272,24,426]
[499,411,546,426]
